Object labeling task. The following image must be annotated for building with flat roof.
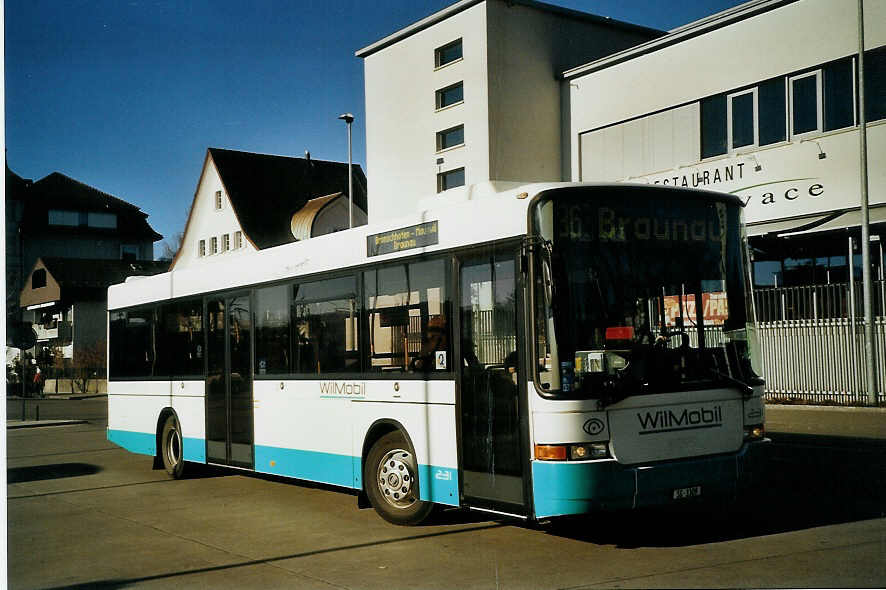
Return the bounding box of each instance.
[562,0,885,289]
[356,0,662,223]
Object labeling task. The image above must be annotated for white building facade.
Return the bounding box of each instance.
[356,0,885,402]
[561,0,886,402]
[175,151,254,270]
[356,0,660,223]
[564,0,885,285]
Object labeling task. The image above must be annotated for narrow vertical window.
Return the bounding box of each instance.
[255,284,291,375]
[824,59,855,131]
[728,89,757,149]
[222,234,230,252]
[198,240,206,257]
[758,77,787,145]
[215,190,223,210]
[234,231,242,249]
[864,47,886,122]
[700,95,727,158]
[790,71,822,137]
[210,236,218,254]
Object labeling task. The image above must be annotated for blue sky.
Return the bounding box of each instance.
[5,1,745,256]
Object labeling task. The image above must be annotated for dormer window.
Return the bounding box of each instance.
[215,190,223,210]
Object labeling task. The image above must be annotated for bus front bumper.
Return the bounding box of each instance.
[531,439,770,519]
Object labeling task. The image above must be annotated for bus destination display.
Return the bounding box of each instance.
[367,221,439,257]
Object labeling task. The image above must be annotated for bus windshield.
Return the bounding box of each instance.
[531,186,760,403]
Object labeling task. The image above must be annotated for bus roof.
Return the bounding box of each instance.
[107,182,743,310]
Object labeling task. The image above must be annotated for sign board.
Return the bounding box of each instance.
[367,221,439,257]
[662,292,728,326]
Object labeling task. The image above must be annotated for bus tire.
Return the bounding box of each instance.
[365,431,433,525]
[160,415,185,479]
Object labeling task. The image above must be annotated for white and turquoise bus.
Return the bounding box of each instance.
[107,182,769,525]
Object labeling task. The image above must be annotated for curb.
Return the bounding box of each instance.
[6,394,108,401]
[7,420,89,429]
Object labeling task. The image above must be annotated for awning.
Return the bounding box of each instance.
[784,206,886,237]
[746,206,886,238]
[745,212,841,237]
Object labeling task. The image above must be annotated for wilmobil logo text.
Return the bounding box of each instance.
[319,382,366,399]
[636,405,723,435]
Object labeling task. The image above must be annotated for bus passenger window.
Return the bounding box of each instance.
[109,308,157,379]
[255,285,290,375]
[364,258,450,374]
[292,276,359,374]
[158,299,203,378]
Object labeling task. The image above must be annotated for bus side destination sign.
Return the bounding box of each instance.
[367,221,439,257]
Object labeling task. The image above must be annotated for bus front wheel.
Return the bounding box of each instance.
[160,415,185,479]
[365,432,433,525]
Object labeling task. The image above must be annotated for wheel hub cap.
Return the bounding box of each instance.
[377,449,416,509]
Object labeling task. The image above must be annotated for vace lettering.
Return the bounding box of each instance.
[645,161,827,218]
[736,181,824,208]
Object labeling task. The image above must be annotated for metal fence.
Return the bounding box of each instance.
[753,281,886,405]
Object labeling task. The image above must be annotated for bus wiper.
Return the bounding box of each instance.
[707,368,753,399]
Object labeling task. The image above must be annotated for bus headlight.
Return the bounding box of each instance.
[744,424,765,441]
[570,443,610,460]
[536,443,611,461]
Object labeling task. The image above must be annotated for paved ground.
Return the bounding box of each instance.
[5,400,886,589]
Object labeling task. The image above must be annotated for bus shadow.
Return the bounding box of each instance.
[545,433,886,548]
[8,462,102,483]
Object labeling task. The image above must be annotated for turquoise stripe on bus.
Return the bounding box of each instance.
[532,460,635,518]
[352,460,458,506]
[183,437,206,463]
[254,445,355,488]
[108,433,460,506]
[108,429,155,457]
[532,448,758,518]
[255,445,460,506]
[418,464,459,506]
[109,429,206,463]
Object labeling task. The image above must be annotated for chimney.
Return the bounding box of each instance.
[305,150,310,162]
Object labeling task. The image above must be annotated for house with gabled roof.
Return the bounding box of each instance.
[6,163,162,324]
[20,257,167,387]
[5,162,165,392]
[171,148,367,270]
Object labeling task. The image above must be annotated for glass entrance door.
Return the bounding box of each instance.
[458,247,527,513]
[206,294,254,468]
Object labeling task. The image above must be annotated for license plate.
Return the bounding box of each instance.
[673,485,702,500]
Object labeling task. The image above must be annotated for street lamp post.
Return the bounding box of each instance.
[857,0,877,404]
[338,113,354,229]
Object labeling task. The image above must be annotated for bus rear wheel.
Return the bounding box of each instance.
[365,432,433,525]
[160,415,185,479]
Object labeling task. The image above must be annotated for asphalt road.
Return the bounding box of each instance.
[6,399,886,589]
